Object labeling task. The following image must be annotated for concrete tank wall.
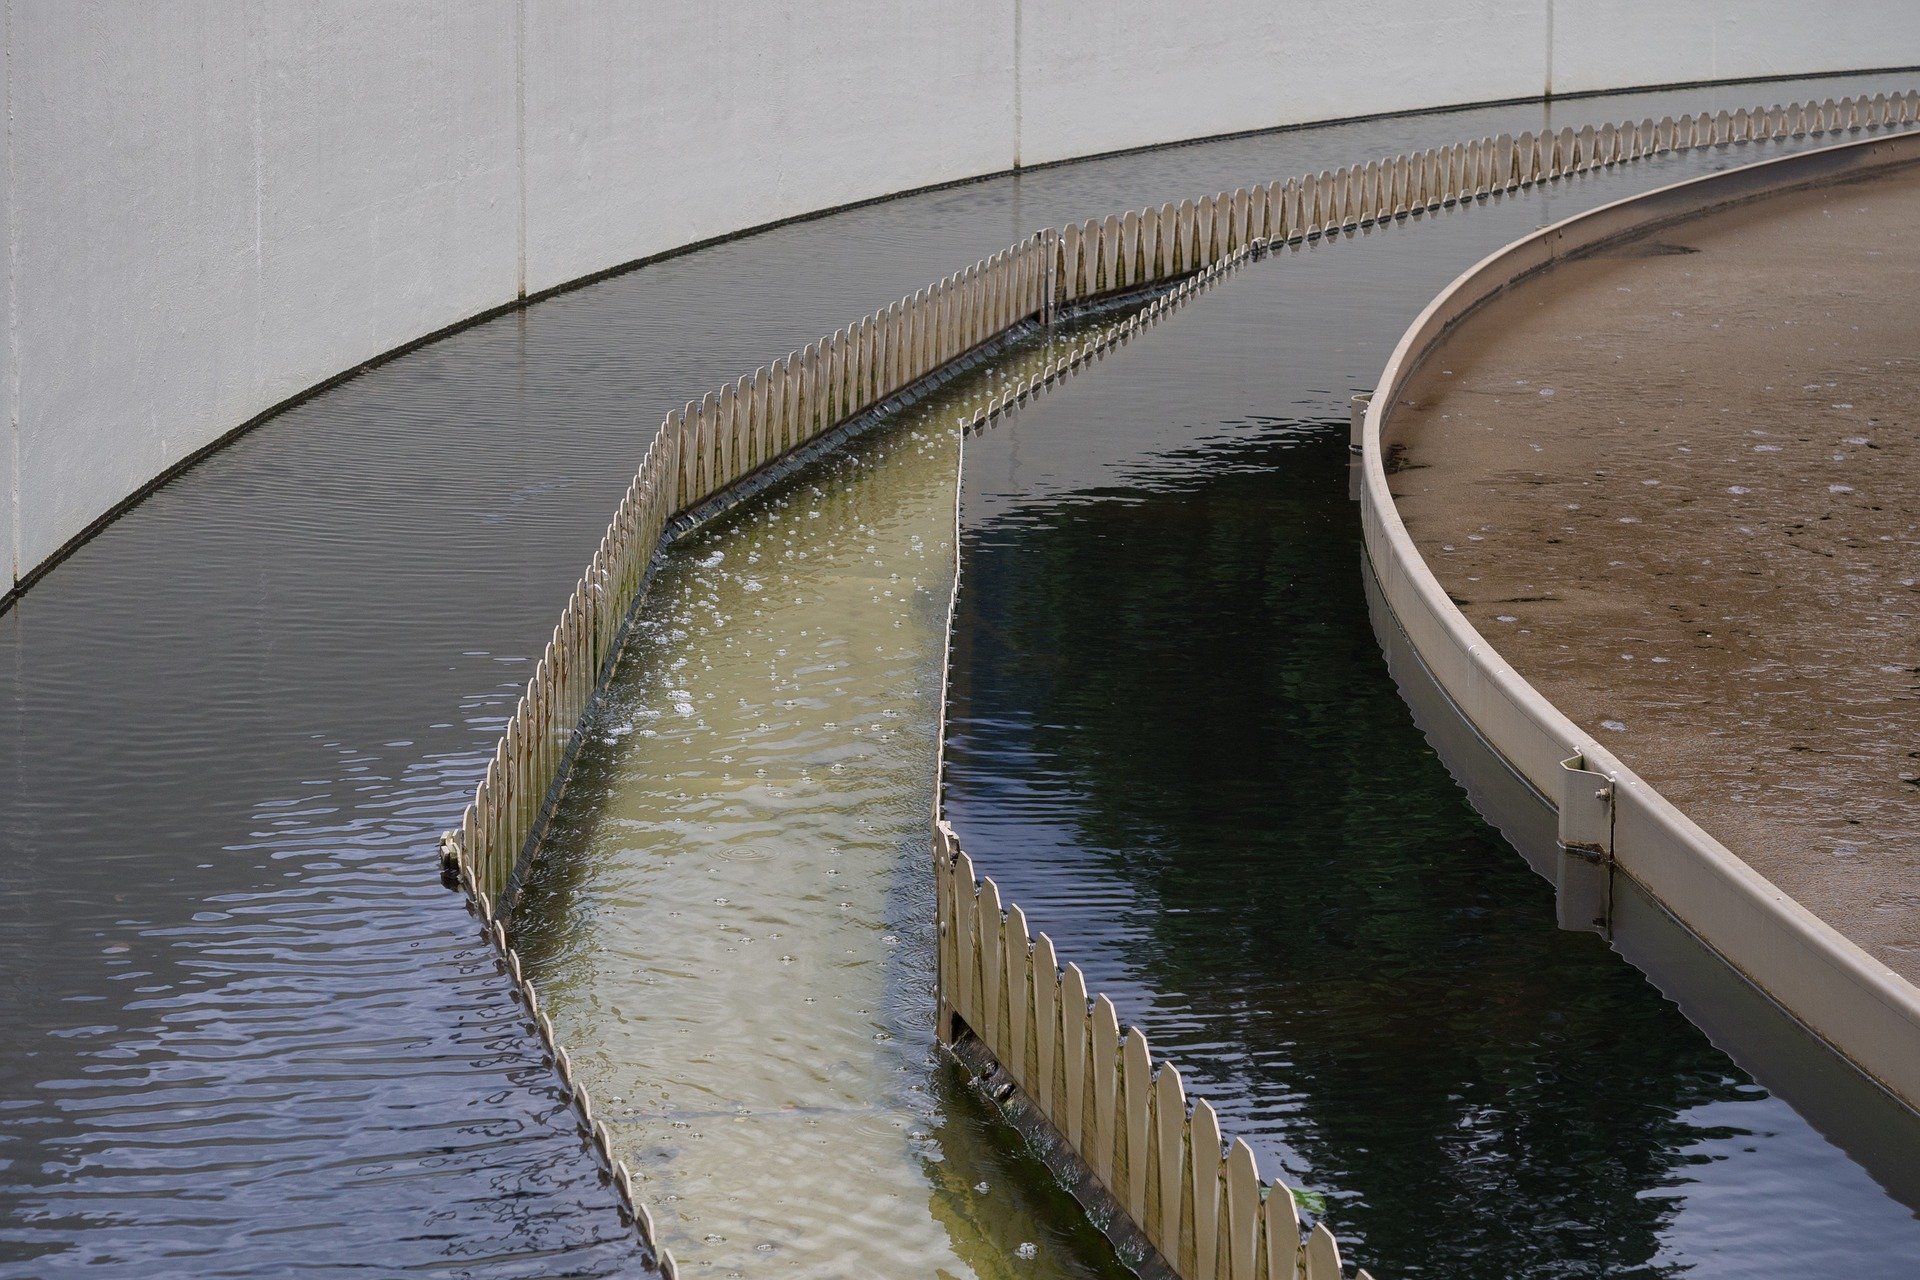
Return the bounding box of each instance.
[6,1,1918,595]
[1015,0,1550,166]
[7,3,523,597]
[522,2,1016,295]
[1549,1,1917,97]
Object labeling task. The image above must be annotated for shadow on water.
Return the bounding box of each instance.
[947,422,1920,1278]
[1367,550,1920,1215]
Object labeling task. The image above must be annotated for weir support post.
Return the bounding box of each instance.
[1348,392,1374,501]
[934,819,959,1044]
[1041,228,1059,327]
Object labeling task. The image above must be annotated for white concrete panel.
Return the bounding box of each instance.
[2,3,14,586]
[1016,0,1549,167]
[247,6,521,413]
[1552,2,1920,97]
[521,0,1017,296]
[10,1,518,577]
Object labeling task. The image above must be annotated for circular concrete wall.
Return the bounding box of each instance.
[7,1,1920,599]
[1360,131,1920,1114]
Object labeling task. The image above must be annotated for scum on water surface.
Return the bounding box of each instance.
[512,320,1140,1279]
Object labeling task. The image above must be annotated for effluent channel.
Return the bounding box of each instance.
[3,70,1918,1279]
[513,321,1137,1278]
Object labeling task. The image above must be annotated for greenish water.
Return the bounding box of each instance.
[513,325,1135,1278]
[514,125,1920,1279]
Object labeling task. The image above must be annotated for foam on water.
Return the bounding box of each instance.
[513,326,1136,1278]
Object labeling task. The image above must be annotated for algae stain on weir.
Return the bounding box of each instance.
[512,328,1135,1279]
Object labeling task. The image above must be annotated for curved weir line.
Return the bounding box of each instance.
[930,101,1920,1279]
[442,88,1918,1274]
[443,240,1252,1278]
[454,88,1920,918]
[1359,130,1920,1118]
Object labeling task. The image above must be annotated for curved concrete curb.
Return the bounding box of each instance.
[1360,130,1920,1114]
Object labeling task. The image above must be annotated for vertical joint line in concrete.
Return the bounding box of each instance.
[1543,0,1555,100]
[5,0,17,583]
[515,0,528,299]
[250,2,264,446]
[1012,0,1023,170]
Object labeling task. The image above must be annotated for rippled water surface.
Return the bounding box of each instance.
[2,68,1911,1276]
[515,327,1136,1278]
[943,123,1920,1278]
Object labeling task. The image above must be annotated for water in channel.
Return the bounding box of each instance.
[941,141,1920,1277]
[1,67,1910,1277]
[513,321,1135,1279]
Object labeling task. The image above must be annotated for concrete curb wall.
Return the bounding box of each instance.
[1360,131,1920,1115]
[10,3,1920,601]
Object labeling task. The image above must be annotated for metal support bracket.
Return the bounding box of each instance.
[1556,754,1614,936]
[1348,392,1373,501]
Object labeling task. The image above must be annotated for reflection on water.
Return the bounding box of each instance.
[514,328,1133,1278]
[1,67,1910,1276]
[942,140,1920,1278]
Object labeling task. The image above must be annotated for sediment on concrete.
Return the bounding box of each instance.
[1386,164,1920,987]
[1360,128,1920,1118]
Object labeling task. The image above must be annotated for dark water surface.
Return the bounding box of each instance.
[1,70,1911,1276]
[942,124,1920,1277]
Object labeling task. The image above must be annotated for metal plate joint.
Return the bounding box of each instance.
[1556,754,1615,935]
[1349,391,1373,452]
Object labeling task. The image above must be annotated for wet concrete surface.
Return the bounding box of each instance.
[1387,163,1920,982]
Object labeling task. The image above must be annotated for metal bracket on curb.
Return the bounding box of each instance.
[1556,754,1615,936]
[1348,392,1373,502]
